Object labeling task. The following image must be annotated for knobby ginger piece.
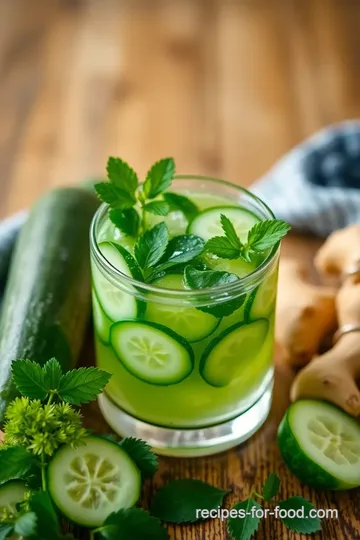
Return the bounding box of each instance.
[315,223,360,280]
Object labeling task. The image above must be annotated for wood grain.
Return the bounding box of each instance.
[0,0,360,538]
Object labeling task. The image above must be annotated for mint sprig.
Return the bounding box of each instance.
[278,496,322,534]
[227,498,262,540]
[119,437,159,478]
[163,192,199,221]
[97,508,169,540]
[0,446,35,485]
[262,472,280,502]
[143,158,175,199]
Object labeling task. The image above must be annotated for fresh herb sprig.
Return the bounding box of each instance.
[205,215,291,262]
[95,157,198,237]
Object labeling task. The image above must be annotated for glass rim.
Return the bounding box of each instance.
[90,175,280,301]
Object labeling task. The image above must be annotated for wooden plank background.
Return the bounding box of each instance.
[0,0,360,539]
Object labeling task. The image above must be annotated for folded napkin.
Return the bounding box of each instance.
[252,120,360,237]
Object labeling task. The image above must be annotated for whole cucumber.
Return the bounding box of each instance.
[0,187,99,422]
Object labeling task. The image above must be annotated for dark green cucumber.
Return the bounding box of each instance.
[0,187,99,423]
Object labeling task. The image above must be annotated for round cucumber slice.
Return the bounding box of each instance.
[93,242,145,321]
[245,268,278,320]
[47,436,141,527]
[146,274,220,342]
[92,290,112,344]
[188,206,259,243]
[278,400,360,490]
[0,481,28,514]
[200,319,269,387]
[110,320,194,385]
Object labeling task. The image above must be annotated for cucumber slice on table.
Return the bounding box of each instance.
[110,320,194,385]
[92,290,112,344]
[93,242,145,321]
[48,436,141,527]
[278,400,360,490]
[245,268,278,320]
[0,481,28,513]
[188,206,259,242]
[200,319,269,387]
[146,274,220,342]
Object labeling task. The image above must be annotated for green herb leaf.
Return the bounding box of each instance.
[99,508,168,540]
[109,208,140,237]
[119,437,158,478]
[143,201,170,216]
[262,472,280,502]
[12,359,48,400]
[14,512,37,536]
[143,158,175,199]
[247,219,291,252]
[184,266,238,289]
[150,479,228,523]
[29,491,61,539]
[227,498,262,540]
[220,214,242,249]
[43,358,63,391]
[163,192,199,221]
[157,235,205,270]
[134,223,169,270]
[0,524,14,540]
[205,236,240,259]
[0,446,35,485]
[107,157,138,197]
[95,182,136,210]
[278,496,322,534]
[57,367,111,405]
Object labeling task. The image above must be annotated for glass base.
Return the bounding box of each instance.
[98,378,273,457]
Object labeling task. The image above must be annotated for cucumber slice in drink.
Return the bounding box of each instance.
[0,481,28,513]
[245,268,278,320]
[47,436,141,527]
[146,274,220,342]
[278,400,360,490]
[188,206,259,242]
[92,290,112,344]
[200,319,269,387]
[110,320,194,385]
[93,242,145,321]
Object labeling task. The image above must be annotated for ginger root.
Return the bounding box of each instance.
[315,223,360,280]
[291,279,360,417]
[276,259,337,367]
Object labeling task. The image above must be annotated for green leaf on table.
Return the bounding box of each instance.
[99,508,168,540]
[246,219,291,252]
[107,157,139,197]
[14,512,37,536]
[43,358,63,391]
[143,201,170,216]
[57,367,111,405]
[12,359,48,400]
[29,491,61,539]
[95,182,136,210]
[150,479,229,523]
[119,437,158,478]
[262,472,280,502]
[109,208,140,237]
[205,236,240,259]
[227,498,262,540]
[163,192,199,221]
[0,524,14,540]
[134,222,169,270]
[0,447,36,485]
[278,496,322,534]
[143,158,175,199]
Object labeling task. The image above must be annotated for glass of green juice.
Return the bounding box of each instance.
[90,176,280,457]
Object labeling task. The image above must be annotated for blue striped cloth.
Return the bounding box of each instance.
[251,121,360,237]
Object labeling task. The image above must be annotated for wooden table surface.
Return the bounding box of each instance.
[1,0,360,538]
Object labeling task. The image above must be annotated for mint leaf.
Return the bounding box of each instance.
[247,219,291,252]
[106,157,138,196]
[221,214,242,249]
[134,223,169,270]
[158,235,204,269]
[278,496,322,534]
[143,201,170,216]
[43,358,63,390]
[150,479,228,523]
[205,236,240,259]
[12,359,48,400]
[143,158,175,199]
[0,524,14,540]
[109,208,140,237]
[95,182,136,209]
[57,367,111,405]
[119,438,158,478]
[262,472,280,502]
[29,491,61,539]
[184,266,238,289]
[14,512,37,536]
[99,508,168,540]
[227,498,262,540]
[163,192,199,221]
